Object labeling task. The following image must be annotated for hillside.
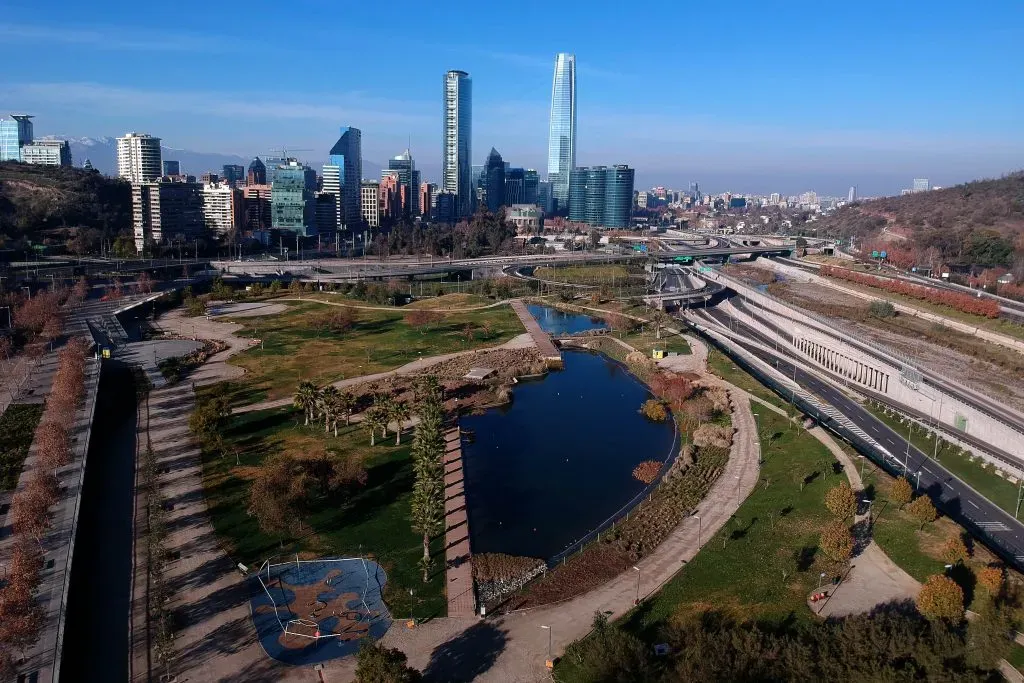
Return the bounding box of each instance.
[0,162,132,250]
[814,172,1024,268]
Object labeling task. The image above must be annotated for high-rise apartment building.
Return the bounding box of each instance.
[243,184,272,234]
[270,160,316,235]
[117,132,162,183]
[246,158,266,185]
[847,186,857,202]
[132,178,205,250]
[361,181,381,228]
[163,160,180,176]
[21,139,71,166]
[0,114,34,162]
[379,172,402,221]
[321,163,342,234]
[328,127,362,230]
[484,148,505,212]
[443,70,472,218]
[200,183,242,236]
[769,192,781,205]
[222,164,245,187]
[388,150,421,217]
[546,53,577,212]
[568,165,634,228]
[419,182,436,218]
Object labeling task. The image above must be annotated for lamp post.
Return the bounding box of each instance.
[540,625,552,665]
[632,566,641,605]
[862,498,873,528]
[916,470,922,491]
[692,511,702,547]
[818,572,826,591]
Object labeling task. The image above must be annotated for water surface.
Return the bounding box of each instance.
[526,304,608,337]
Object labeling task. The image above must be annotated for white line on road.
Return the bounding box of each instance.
[969,500,980,509]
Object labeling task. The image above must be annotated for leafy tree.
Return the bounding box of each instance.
[975,566,1004,598]
[189,390,231,443]
[405,309,442,333]
[891,477,914,508]
[916,574,964,622]
[824,481,857,520]
[640,399,668,422]
[819,520,854,561]
[293,380,319,426]
[940,536,970,565]
[965,598,1012,668]
[562,612,653,683]
[247,453,309,538]
[907,495,938,529]
[354,640,421,682]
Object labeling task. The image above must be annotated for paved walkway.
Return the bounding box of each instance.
[510,300,561,365]
[444,428,475,618]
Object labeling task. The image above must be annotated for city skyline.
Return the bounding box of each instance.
[546,53,576,211]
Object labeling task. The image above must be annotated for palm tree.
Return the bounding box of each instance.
[320,386,340,434]
[652,310,667,340]
[374,393,394,438]
[363,406,385,446]
[390,400,411,445]
[339,391,355,426]
[294,380,319,426]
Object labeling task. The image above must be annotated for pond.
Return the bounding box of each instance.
[526,304,608,337]
[460,349,677,561]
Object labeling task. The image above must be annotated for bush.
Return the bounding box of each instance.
[868,300,897,318]
[821,266,1001,318]
[632,460,661,484]
[562,613,653,681]
[692,424,733,449]
[975,566,1004,597]
[355,640,421,682]
[916,575,964,622]
[640,399,667,422]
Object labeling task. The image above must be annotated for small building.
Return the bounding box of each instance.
[464,367,496,382]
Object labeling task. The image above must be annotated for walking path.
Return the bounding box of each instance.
[444,427,475,618]
[510,300,561,365]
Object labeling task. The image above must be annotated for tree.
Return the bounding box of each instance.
[248,454,308,538]
[390,401,411,445]
[363,407,386,446]
[409,395,445,582]
[651,310,668,340]
[940,536,970,565]
[976,566,1004,598]
[563,612,653,682]
[322,307,356,334]
[320,386,340,434]
[373,393,394,437]
[339,391,356,427]
[354,640,421,682]
[916,574,964,622]
[819,520,854,561]
[824,482,857,520]
[36,422,71,470]
[293,380,319,426]
[640,399,667,422]
[189,390,231,443]
[891,477,913,508]
[907,495,937,529]
[404,309,442,333]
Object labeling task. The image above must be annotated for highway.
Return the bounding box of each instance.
[690,305,1024,568]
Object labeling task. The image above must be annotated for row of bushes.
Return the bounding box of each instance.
[820,265,1001,318]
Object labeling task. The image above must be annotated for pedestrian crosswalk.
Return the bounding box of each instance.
[977,521,1010,532]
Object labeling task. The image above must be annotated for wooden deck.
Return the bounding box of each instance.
[444,427,476,617]
[510,300,563,366]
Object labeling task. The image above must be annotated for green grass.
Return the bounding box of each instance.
[865,402,1022,519]
[0,403,45,490]
[202,405,446,619]
[534,264,632,285]
[1008,643,1024,673]
[222,300,524,405]
[706,348,790,411]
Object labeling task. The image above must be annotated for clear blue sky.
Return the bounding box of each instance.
[1,0,1022,195]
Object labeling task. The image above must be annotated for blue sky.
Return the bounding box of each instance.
[1,0,1022,195]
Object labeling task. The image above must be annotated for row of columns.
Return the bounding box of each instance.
[795,337,889,393]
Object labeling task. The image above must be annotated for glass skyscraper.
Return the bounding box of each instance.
[0,115,34,162]
[387,149,421,217]
[443,70,472,219]
[546,54,577,213]
[328,127,362,230]
[270,161,316,235]
[568,165,634,228]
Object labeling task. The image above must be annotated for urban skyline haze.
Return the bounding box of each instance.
[0,0,1022,196]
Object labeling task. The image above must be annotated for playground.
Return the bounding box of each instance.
[249,557,392,666]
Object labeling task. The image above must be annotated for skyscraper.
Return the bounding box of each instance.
[847,186,857,202]
[0,114,34,162]
[419,182,435,218]
[222,164,245,187]
[524,169,539,204]
[117,132,162,183]
[163,160,181,177]
[388,150,421,217]
[568,165,634,228]
[443,70,472,218]
[913,178,930,192]
[546,53,577,212]
[246,158,266,185]
[328,127,363,230]
[505,167,525,205]
[21,140,71,166]
[484,148,505,212]
[270,160,316,235]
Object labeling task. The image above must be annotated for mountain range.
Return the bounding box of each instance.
[46,136,383,181]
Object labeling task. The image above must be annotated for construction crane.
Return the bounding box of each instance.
[266,147,313,162]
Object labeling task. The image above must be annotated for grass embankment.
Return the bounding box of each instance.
[536,298,691,357]
[533,264,633,286]
[0,404,45,490]
[222,300,523,405]
[201,403,445,618]
[706,348,790,411]
[864,402,1022,519]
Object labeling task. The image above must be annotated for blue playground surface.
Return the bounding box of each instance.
[248,558,391,666]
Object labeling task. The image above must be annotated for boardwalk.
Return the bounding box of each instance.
[510,300,562,366]
[444,427,476,618]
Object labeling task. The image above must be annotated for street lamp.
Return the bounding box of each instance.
[916,470,922,491]
[632,566,641,605]
[540,625,552,666]
[692,511,702,547]
[862,498,873,528]
[817,572,826,591]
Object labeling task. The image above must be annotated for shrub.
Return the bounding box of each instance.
[868,300,897,318]
[821,266,1001,318]
[355,640,421,682]
[632,460,662,484]
[916,575,964,622]
[824,482,857,520]
[692,424,732,449]
[640,399,667,422]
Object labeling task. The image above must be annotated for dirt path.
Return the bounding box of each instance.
[152,309,248,386]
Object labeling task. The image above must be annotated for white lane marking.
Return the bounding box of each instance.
[968,500,980,509]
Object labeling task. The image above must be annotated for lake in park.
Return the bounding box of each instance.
[461,317,677,560]
[525,303,608,336]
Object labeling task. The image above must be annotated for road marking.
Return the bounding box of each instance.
[977,521,1010,531]
[968,500,980,510]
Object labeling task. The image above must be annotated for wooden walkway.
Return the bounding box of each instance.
[510,300,562,366]
[444,427,476,617]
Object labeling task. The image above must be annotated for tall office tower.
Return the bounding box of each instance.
[117,132,162,183]
[316,192,338,235]
[603,165,634,228]
[222,164,245,187]
[687,181,700,202]
[163,160,180,176]
[484,148,505,212]
[132,178,205,251]
[419,182,436,218]
[583,166,607,225]
[361,181,381,228]
[21,139,71,166]
[0,114,34,161]
[328,127,362,230]
[847,186,857,202]
[436,191,458,223]
[568,169,587,222]
[443,70,472,218]
[246,157,266,185]
[388,149,421,217]
[568,165,634,228]
[913,178,930,192]
[537,181,553,214]
[546,53,577,212]
[524,169,539,204]
[505,167,525,205]
[270,160,316,235]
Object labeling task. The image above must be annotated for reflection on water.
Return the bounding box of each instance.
[461,350,675,560]
[526,304,608,337]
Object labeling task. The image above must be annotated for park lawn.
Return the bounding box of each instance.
[706,348,790,411]
[202,404,446,619]
[534,264,631,285]
[1008,643,1024,674]
[865,402,1022,519]
[625,408,843,632]
[222,300,524,405]
[0,403,45,490]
